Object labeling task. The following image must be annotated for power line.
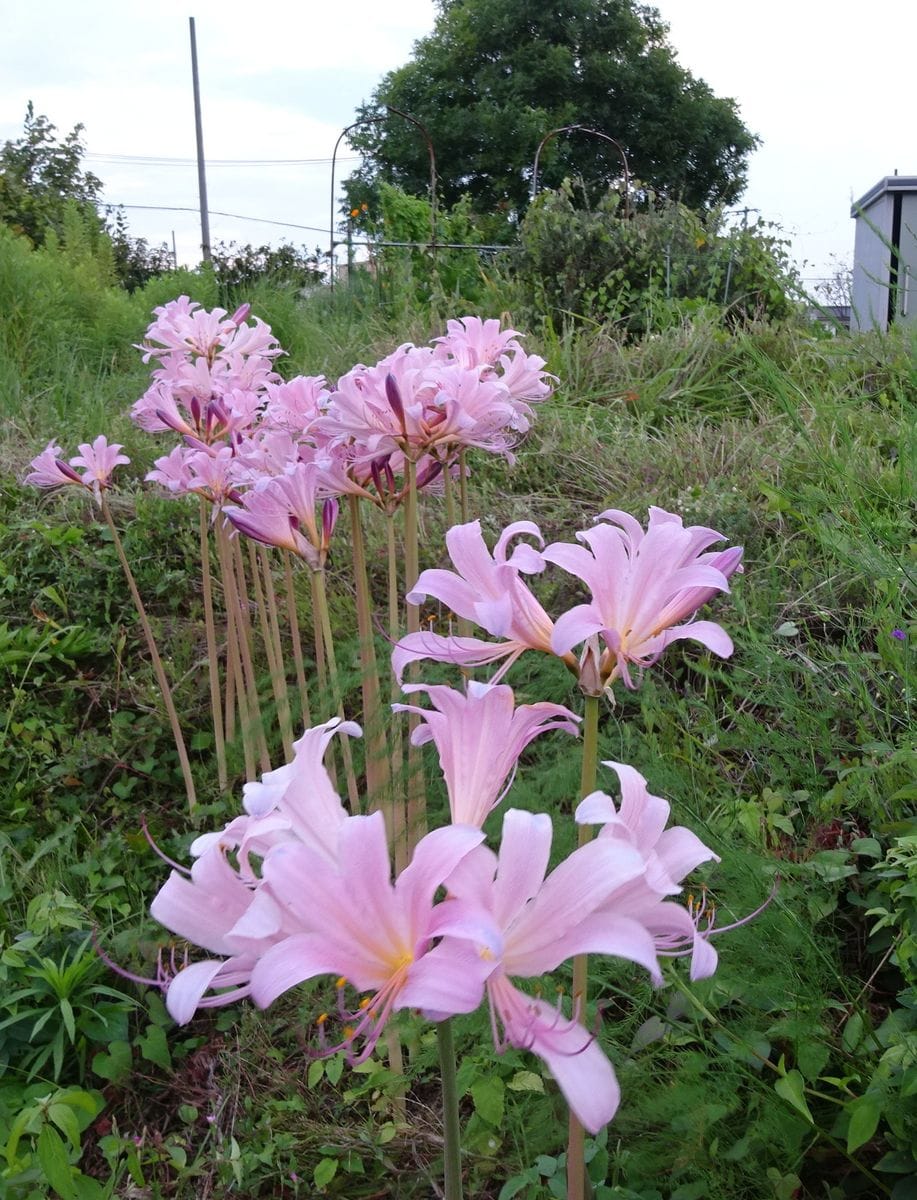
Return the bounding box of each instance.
[102,202,330,236]
[86,152,359,167]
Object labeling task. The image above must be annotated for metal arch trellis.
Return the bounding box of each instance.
[328,107,438,289]
[530,124,632,218]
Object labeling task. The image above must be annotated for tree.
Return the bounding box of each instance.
[346,0,757,228]
[0,102,104,246]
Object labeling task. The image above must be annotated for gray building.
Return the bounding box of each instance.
[850,175,917,332]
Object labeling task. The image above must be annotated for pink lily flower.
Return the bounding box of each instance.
[24,442,84,491]
[393,519,574,681]
[69,436,131,493]
[249,813,499,1059]
[544,507,742,688]
[150,841,289,1023]
[393,680,580,826]
[223,462,339,569]
[443,808,659,1132]
[150,718,363,1023]
[433,315,524,370]
[575,762,721,980]
[25,437,129,501]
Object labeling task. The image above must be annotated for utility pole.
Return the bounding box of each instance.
[189,17,211,264]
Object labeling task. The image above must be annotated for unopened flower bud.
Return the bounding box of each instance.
[577,635,604,698]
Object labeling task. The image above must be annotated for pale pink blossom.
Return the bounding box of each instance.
[575,762,721,980]
[393,519,573,682]
[69,436,130,494]
[249,814,498,1059]
[544,507,742,688]
[25,438,128,500]
[149,718,500,1034]
[393,681,580,826]
[223,462,340,568]
[433,316,523,370]
[442,808,657,1132]
[146,446,194,495]
[24,442,83,490]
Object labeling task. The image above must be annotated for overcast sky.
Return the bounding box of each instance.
[3,0,915,286]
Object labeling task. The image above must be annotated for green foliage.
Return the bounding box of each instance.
[1,1083,107,1200]
[348,0,757,223]
[0,933,136,1082]
[0,103,103,248]
[350,183,500,312]
[515,183,799,331]
[209,239,323,301]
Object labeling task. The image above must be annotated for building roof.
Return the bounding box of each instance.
[851,176,917,217]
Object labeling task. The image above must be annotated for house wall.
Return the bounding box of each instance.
[851,193,893,332]
[899,193,917,324]
[851,187,917,332]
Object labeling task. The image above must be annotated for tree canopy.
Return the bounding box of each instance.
[346,0,758,226]
[0,103,103,246]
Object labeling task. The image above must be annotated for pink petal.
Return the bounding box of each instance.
[249,933,367,1007]
[400,941,493,1015]
[660,619,734,658]
[166,960,233,1024]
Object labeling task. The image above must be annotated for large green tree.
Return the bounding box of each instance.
[0,103,104,246]
[346,0,757,226]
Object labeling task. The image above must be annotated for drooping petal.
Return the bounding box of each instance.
[489,974,620,1133]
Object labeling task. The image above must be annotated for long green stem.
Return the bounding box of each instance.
[403,460,427,851]
[437,1019,464,1200]
[231,535,271,773]
[312,568,360,812]
[216,524,255,780]
[567,694,600,1200]
[282,550,312,730]
[458,449,469,523]
[260,547,295,751]
[199,500,227,791]
[349,496,390,811]
[443,461,456,529]
[248,543,293,761]
[386,515,407,872]
[101,498,196,810]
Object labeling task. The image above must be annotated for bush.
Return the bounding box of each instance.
[515,181,800,332]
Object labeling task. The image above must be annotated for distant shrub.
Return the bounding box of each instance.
[515,181,800,332]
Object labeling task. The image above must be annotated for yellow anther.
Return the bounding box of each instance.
[687,893,695,910]
[335,976,347,990]
[359,996,372,1010]
[479,947,495,961]
[316,1012,328,1026]
[343,1025,356,1040]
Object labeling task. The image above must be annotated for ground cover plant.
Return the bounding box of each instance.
[0,223,915,1200]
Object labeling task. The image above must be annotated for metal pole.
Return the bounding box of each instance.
[171,229,178,271]
[189,17,211,264]
[531,124,631,218]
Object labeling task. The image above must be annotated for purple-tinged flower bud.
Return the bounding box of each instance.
[416,460,444,490]
[322,498,339,548]
[230,303,251,326]
[189,395,202,428]
[892,628,906,640]
[385,373,405,430]
[370,455,390,498]
[54,459,85,484]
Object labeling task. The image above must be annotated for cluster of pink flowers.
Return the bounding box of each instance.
[25,436,130,502]
[131,301,555,561]
[394,508,743,692]
[150,704,723,1133]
